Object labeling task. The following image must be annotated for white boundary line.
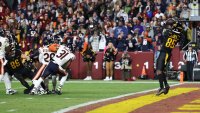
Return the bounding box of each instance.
[10,80,180,84]
[64,81,179,84]
[53,83,184,113]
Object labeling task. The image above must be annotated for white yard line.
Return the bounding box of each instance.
[26,98,33,100]
[7,109,17,112]
[64,98,71,100]
[53,83,184,113]
[10,80,179,84]
[0,101,6,104]
[11,80,197,84]
[65,80,182,84]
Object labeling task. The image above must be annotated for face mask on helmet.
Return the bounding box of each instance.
[172,23,183,34]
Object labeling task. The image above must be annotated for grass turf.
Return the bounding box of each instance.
[0,80,178,113]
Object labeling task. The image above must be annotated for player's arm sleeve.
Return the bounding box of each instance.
[38,48,43,63]
[38,53,43,63]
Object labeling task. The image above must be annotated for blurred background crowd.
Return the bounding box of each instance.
[0,0,195,53]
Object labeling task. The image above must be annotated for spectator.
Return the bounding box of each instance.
[106,32,117,47]
[126,34,137,51]
[133,20,144,35]
[124,0,132,14]
[140,24,154,51]
[116,32,127,51]
[154,26,163,46]
[99,31,107,51]
[114,17,128,38]
[89,31,100,52]
[180,4,190,20]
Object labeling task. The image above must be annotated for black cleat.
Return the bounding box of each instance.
[24,89,31,94]
[156,88,165,96]
[164,86,170,95]
[51,90,56,94]
[55,89,62,95]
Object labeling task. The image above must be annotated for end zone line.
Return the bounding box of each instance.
[53,83,184,113]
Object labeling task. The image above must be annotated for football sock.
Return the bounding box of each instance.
[44,78,49,90]
[14,73,30,89]
[3,73,11,90]
[158,74,164,89]
[59,74,68,86]
[41,82,46,89]
[20,80,31,89]
[52,75,57,90]
[34,77,43,88]
[163,74,169,87]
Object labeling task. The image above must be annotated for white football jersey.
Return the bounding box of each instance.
[38,46,55,65]
[0,36,9,58]
[53,45,75,66]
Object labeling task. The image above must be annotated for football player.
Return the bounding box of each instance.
[31,44,75,95]
[32,39,57,94]
[5,48,34,94]
[0,29,17,94]
[156,18,185,96]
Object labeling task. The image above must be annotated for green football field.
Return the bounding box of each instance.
[0,80,179,113]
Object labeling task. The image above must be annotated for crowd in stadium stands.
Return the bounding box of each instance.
[0,0,193,53]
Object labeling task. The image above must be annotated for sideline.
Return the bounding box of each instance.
[53,83,184,113]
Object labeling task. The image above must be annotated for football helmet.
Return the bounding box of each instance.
[171,22,183,34]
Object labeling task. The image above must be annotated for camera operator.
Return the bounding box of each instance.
[119,52,132,81]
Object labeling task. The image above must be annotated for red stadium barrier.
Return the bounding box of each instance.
[70,51,155,80]
[129,52,154,79]
[79,52,104,79]
[70,47,199,80]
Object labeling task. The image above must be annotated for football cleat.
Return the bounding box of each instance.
[38,90,47,95]
[30,87,38,95]
[6,89,17,95]
[164,85,170,95]
[156,88,165,96]
[51,90,56,94]
[55,89,62,95]
[24,89,31,94]
[55,86,62,95]
[46,89,52,94]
